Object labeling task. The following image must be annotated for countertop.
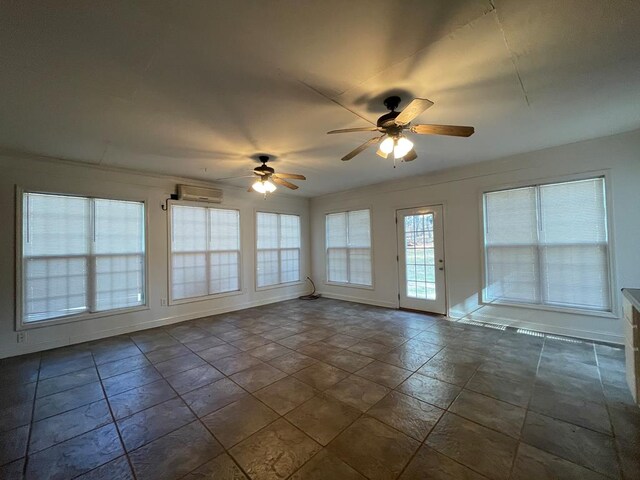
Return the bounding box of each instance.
[623,288,640,312]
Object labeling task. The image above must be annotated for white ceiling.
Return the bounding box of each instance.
[1,0,639,196]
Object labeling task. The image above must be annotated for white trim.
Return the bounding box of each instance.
[478,171,618,317]
[461,311,624,345]
[395,204,447,315]
[317,291,397,309]
[476,299,617,319]
[0,148,303,198]
[323,207,374,288]
[0,291,304,359]
[15,187,150,331]
[325,281,374,291]
[254,210,302,290]
[255,280,305,292]
[168,289,245,306]
[166,201,243,305]
[18,306,151,331]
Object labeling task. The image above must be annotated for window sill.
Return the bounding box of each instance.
[17,305,150,331]
[255,280,305,292]
[169,289,244,306]
[325,281,374,291]
[480,299,617,319]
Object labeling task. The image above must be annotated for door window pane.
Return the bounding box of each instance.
[404,213,436,300]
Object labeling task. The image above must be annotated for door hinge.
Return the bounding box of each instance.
[395,216,398,224]
[398,293,400,300]
[396,255,399,262]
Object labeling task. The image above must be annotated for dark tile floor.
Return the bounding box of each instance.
[1,298,639,480]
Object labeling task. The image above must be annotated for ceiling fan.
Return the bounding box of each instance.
[327,96,474,163]
[249,155,306,194]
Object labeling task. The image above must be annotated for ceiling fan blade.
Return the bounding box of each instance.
[411,124,475,137]
[327,127,380,134]
[274,173,306,180]
[272,177,298,190]
[341,136,384,161]
[394,98,434,126]
[376,148,388,159]
[402,148,418,162]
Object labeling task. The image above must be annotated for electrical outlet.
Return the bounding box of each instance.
[17,331,27,343]
[160,298,167,306]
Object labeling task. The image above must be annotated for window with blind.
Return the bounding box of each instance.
[170,205,241,301]
[256,212,301,288]
[483,177,611,312]
[326,209,372,286]
[21,192,145,324]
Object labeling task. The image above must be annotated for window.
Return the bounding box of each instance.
[170,205,240,301]
[326,209,372,286]
[483,177,611,312]
[256,212,301,287]
[21,192,145,324]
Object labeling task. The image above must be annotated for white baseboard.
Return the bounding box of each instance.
[4,292,623,359]
[316,291,398,309]
[0,292,303,359]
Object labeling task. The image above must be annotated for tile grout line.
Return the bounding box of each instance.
[88,350,139,480]
[505,334,545,480]
[394,339,499,480]
[595,343,626,480]
[6,300,632,480]
[137,331,260,480]
[21,353,42,479]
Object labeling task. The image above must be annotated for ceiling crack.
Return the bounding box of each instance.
[296,1,502,123]
[297,79,376,125]
[340,1,499,96]
[492,3,531,106]
[99,142,110,165]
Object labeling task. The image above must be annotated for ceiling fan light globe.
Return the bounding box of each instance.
[263,180,277,193]
[394,137,413,159]
[252,181,266,193]
[380,136,394,154]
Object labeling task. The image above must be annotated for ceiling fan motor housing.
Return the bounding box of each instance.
[377,111,401,129]
[378,97,403,129]
[255,155,275,176]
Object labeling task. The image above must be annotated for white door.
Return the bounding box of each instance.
[397,205,446,314]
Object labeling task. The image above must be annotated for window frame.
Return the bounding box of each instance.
[15,186,150,331]
[254,210,303,291]
[324,208,374,289]
[167,200,244,305]
[479,172,617,318]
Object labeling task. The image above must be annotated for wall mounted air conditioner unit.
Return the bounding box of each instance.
[177,184,223,203]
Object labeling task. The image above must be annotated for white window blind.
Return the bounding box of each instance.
[170,205,240,301]
[256,212,300,287]
[326,209,372,286]
[22,193,145,323]
[483,177,611,312]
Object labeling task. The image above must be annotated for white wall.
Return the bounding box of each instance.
[0,152,310,358]
[310,129,640,344]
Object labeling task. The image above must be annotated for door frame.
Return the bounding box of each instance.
[395,203,448,315]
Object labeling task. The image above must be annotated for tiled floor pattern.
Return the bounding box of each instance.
[1,298,639,480]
